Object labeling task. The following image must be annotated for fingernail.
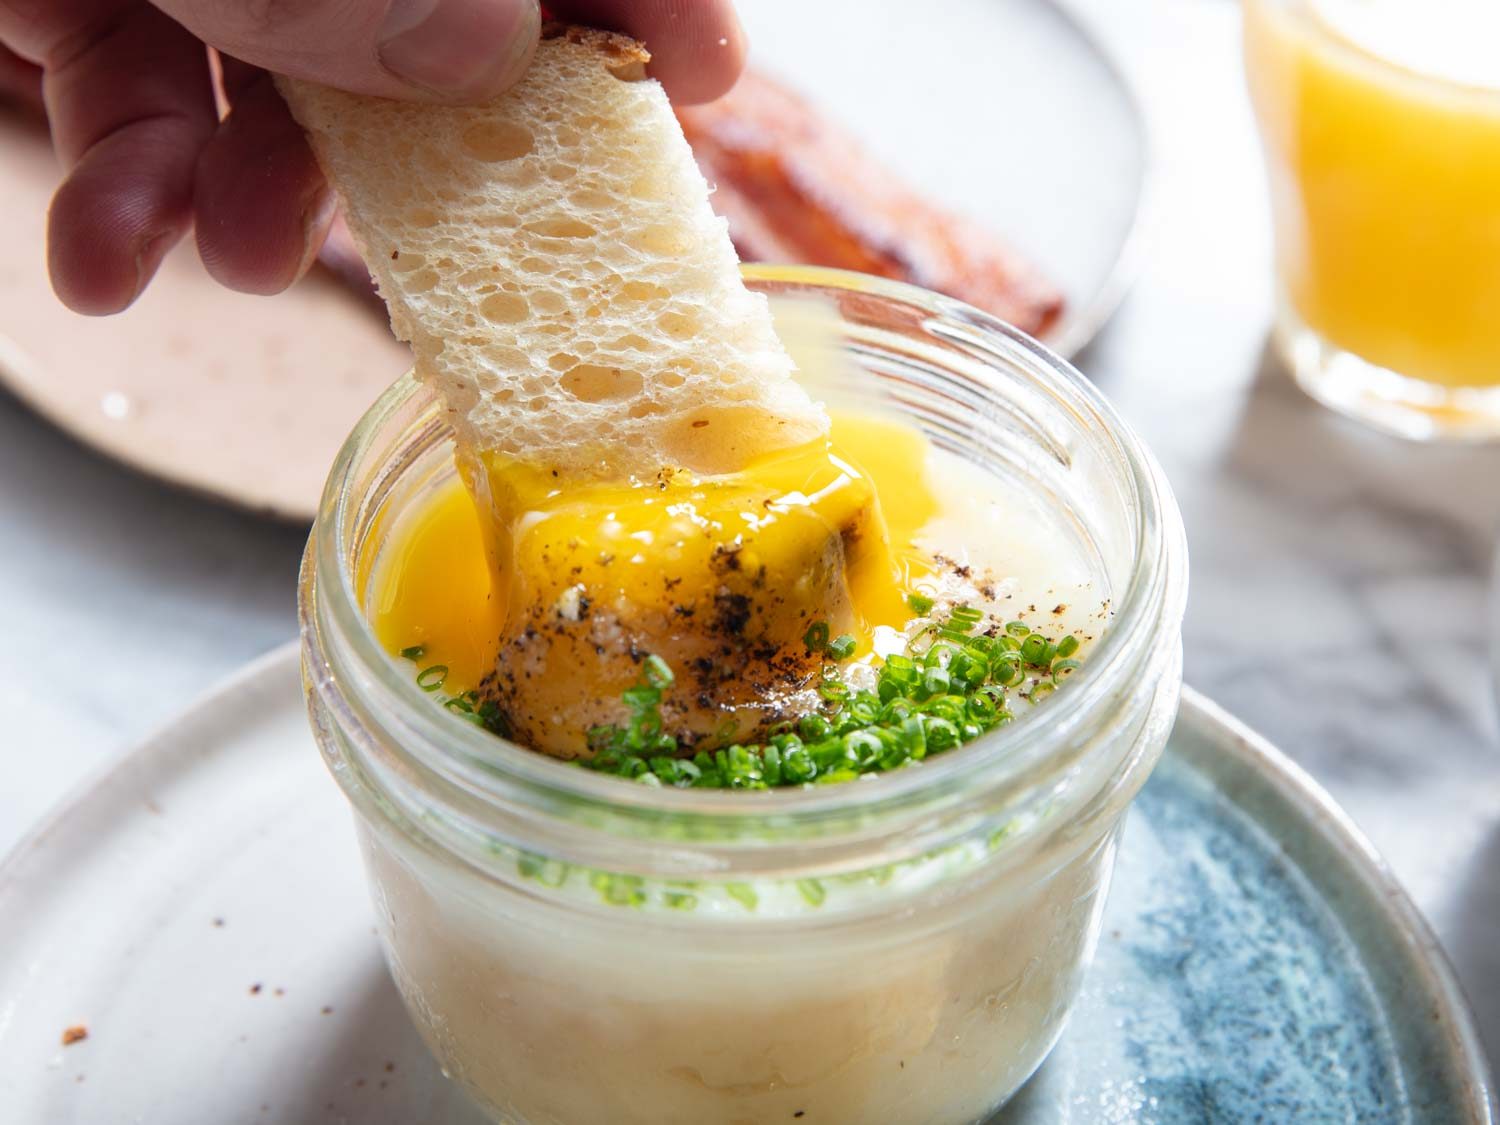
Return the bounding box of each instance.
[379,0,539,100]
[295,185,338,284]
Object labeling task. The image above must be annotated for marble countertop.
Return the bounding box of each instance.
[1,0,1495,1085]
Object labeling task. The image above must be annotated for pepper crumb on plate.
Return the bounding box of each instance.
[61,1025,87,1046]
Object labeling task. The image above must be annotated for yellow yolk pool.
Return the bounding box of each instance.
[370,413,939,754]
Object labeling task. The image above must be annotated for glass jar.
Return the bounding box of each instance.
[299,266,1187,1125]
[1244,0,1500,441]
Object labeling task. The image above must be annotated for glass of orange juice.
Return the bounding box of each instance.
[1243,0,1500,440]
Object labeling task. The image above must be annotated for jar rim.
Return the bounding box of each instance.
[304,264,1186,841]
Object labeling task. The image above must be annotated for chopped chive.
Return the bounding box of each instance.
[509,603,1086,790]
[1052,658,1083,683]
[803,621,831,652]
[907,592,935,615]
[796,878,827,906]
[416,664,449,691]
[400,644,426,660]
[642,654,674,690]
[818,678,849,702]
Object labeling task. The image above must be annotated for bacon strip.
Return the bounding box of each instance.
[675,69,1063,338]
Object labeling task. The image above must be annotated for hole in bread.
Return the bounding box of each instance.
[620,281,669,303]
[628,170,669,201]
[523,218,596,239]
[627,399,665,419]
[409,208,439,227]
[632,225,691,257]
[615,334,651,351]
[562,364,644,404]
[404,268,440,294]
[389,252,426,274]
[657,310,700,340]
[531,291,566,314]
[548,353,579,372]
[461,121,534,162]
[480,293,529,324]
[555,126,582,148]
[571,188,612,210]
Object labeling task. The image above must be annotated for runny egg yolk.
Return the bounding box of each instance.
[370,414,940,756]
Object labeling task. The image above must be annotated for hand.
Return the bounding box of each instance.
[0,0,747,316]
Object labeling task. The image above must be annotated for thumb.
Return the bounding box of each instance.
[156,0,541,102]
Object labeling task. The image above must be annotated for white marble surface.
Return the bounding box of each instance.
[0,0,1495,1083]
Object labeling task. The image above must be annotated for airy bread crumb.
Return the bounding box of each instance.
[276,25,828,479]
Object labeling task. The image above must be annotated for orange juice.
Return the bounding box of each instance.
[1244,0,1500,432]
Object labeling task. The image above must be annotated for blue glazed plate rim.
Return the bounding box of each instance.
[1172,685,1495,1122]
[0,655,1492,1121]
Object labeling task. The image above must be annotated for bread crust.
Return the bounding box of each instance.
[540,21,650,80]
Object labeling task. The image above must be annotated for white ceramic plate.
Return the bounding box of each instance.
[0,108,411,524]
[0,646,1490,1124]
[740,0,1148,358]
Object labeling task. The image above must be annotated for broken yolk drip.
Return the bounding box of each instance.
[368,478,507,691]
[369,413,940,755]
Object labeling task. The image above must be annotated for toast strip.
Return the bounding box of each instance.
[277,26,827,480]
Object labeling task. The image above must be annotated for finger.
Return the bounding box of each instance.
[0,43,43,113]
[154,0,541,103]
[215,52,261,101]
[550,0,745,104]
[194,63,333,295]
[26,2,217,314]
